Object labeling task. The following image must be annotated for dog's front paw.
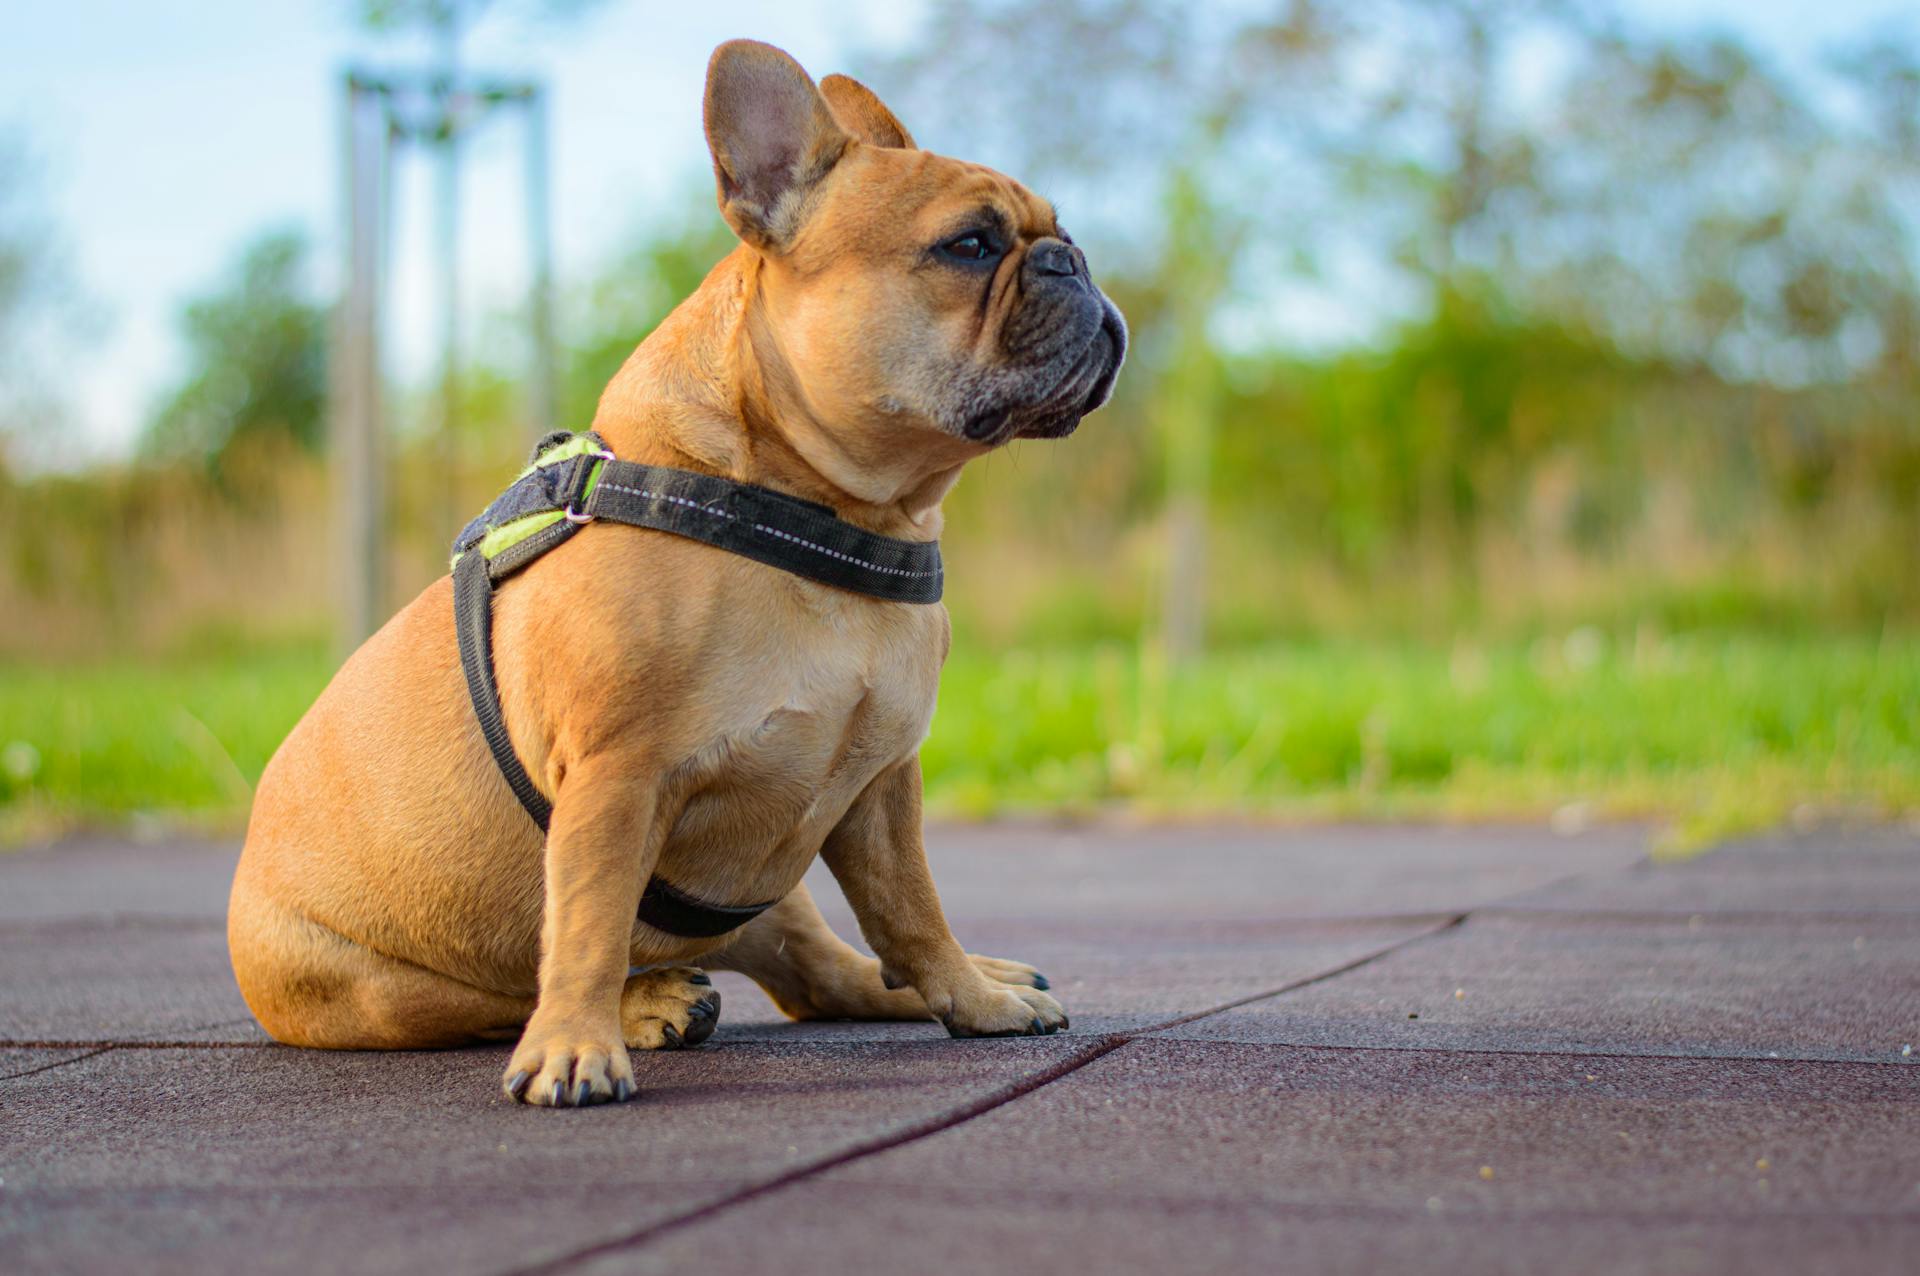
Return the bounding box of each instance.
[502,1016,635,1107]
[620,965,722,1050]
[937,982,1068,1038]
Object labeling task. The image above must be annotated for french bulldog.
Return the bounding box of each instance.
[229,38,1125,1106]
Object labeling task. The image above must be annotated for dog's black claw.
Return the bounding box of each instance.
[614,1078,633,1103]
[688,972,713,986]
[575,1079,593,1107]
[550,1079,565,1107]
[663,1025,683,1049]
[1032,973,1051,991]
[1029,1018,1046,1035]
[683,997,720,1047]
[1059,1015,1070,1031]
[506,1071,531,1101]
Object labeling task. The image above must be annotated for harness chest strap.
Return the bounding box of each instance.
[449,431,945,940]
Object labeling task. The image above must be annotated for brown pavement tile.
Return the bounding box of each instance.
[0,821,1635,1049]
[1160,911,1920,1063]
[0,822,1648,932]
[1502,825,1920,919]
[908,821,1649,923]
[0,826,1487,1048]
[0,1035,1091,1276]
[593,1039,1920,1276]
[702,819,1632,1042]
[0,837,238,922]
[711,913,1454,1041]
[0,889,1451,1051]
[0,918,251,1044]
[599,1199,1918,1276]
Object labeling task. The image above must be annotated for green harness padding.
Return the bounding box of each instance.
[453,431,611,570]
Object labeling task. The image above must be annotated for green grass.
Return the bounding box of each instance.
[3,632,1916,850]
[0,644,334,843]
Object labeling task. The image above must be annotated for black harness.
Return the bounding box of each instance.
[451,430,943,939]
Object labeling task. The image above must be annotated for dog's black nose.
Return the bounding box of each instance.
[1029,239,1082,278]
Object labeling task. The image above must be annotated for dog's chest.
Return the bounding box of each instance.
[655,605,942,889]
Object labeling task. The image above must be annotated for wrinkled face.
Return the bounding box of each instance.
[764,148,1128,449]
[702,42,1126,471]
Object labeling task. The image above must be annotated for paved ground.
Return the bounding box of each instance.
[2,823,1916,1274]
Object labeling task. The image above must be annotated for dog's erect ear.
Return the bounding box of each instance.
[819,74,916,150]
[704,40,852,250]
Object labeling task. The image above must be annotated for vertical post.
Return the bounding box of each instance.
[1156,164,1221,662]
[334,75,388,653]
[434,8,463,540]
[524,86,558,440]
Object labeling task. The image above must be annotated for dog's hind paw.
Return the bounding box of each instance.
[621,965,722,1050]
[967,952,1051,991]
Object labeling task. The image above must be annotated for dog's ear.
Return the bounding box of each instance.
[819,74,916,150]
[704,40,852,250]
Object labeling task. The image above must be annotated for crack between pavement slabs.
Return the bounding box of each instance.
[0,1046,114,1081]
[1138,1037,1920,1069]
[0,1018,264,1080]
[506,911,1471,1276]
[1476,904,1920,926]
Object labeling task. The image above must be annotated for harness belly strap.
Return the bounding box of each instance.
[447,431,944,940]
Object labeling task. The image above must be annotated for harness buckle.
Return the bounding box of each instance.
[559,447,617,526]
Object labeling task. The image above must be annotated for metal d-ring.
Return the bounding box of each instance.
[564,449,616,524]
[564,505,594,524]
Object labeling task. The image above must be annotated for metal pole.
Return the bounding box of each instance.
[334,76,388,653]
[1157,163,1220,662]
[434,7,463,539]
[524,86,558,440]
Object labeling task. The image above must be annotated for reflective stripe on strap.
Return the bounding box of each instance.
[580,459,943,604]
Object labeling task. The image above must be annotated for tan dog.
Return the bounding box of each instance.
[228,39,1125,1107]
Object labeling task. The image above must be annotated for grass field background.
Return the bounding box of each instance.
[4,631,1914,851]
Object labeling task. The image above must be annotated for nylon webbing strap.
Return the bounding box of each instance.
[580,461,944,604]
[454,549,554,830]
[637,879,784,939]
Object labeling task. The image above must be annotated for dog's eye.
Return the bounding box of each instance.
[939,232,999,263]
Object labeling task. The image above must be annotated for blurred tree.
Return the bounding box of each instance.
[560,206,738,429]
[1154,162,1231,658]
[144,230,327,475]
[1538,31,1919,386]
[1834,35,1920,384]
[872,0,1604,649]
[351,0,605,31]
[0,133,88,473]
[872,0,1920,636]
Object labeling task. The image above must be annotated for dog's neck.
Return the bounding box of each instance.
[589,247,964,542]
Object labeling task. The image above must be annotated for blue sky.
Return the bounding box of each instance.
[5,0,1914,459]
